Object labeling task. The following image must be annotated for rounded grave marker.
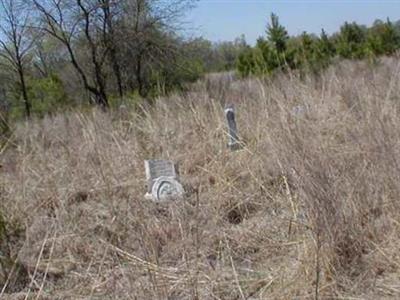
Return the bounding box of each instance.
[151,176,184,202]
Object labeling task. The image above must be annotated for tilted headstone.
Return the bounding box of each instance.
[224,104,240,150]
[144,160,184,202]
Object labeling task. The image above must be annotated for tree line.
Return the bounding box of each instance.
[2,4,399,125]
[237,13,400,77]
[0,0,246,122]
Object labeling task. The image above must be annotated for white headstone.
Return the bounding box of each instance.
[144,160,183,202]
[151,176,184,202]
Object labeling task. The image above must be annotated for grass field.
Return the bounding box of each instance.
[1,58,400,299]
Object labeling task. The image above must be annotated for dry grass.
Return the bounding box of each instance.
[1,58,400,299]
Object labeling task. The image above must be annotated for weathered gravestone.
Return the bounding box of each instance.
[224,104,241,150]
[144,160,184,202]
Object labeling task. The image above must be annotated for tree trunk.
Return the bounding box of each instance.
[18,66,31,118]
[101,1,124,99]
[136,52,146,97]
[65,42,108,109]
[111,50,124,99]
[77,0,109,109]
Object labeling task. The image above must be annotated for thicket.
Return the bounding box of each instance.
[237,13,400,76]
[0,0,246,124]
[2,3,399,124]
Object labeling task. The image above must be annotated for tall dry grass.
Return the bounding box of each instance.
[0,58,400,299]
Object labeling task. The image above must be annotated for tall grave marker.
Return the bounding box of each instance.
[225,104,240,150]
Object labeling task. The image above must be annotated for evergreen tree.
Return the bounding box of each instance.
[298,32,316,71]
[237,47,256,76]
[236,13,400,78]
[368,18,400,55]
[266,13,289,54]
[257,37,280,73]
[337,22,367,59]
[300,32,315,57]
[319,29,335,57]
[313,29,335,69]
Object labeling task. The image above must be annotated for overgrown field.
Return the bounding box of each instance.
[1,58,400,299]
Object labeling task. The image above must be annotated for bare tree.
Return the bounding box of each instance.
[31,0,110,109]
[29,0,196,107]
[99,0,124,99]
[118,0,195,97]
[0,0,36,117]
[76,0,109,108]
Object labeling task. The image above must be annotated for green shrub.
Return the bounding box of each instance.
[367,19,400,56]
[9,74,69,119]
[336,22,368,59]
[29,74,69,117]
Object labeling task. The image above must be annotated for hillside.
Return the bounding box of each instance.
[1,58,400,299]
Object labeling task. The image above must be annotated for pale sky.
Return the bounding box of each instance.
[186,0,400,44]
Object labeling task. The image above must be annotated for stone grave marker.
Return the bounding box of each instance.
[144,160,184,202]
[224,104,240,150]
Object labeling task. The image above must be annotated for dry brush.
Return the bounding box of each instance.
[0,58,400,299]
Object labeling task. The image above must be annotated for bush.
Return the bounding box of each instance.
[367,19,400,56]
[336,22,368,59]
[30,74,69,117]
[237,14,400,78]
[9,74,69,119]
